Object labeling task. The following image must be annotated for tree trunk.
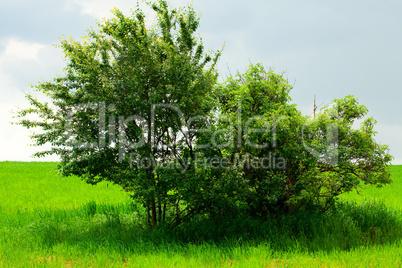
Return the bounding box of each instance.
[151,200,157,228]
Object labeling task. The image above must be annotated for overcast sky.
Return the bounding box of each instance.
[1,0,401,164]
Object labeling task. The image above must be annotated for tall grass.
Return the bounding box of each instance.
[0,162,401,267]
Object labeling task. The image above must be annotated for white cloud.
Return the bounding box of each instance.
[0,102,60,162]
[0,37,64,101]
[70,0,193,22]
[0,37,64,161]
[71,0,151,19]
[0,38,44,103]
[71,0,126,19]
[0,38,45,61]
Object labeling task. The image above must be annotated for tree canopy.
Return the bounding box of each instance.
[15,0,393,228]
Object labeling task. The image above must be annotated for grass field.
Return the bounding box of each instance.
[0,162,401,267]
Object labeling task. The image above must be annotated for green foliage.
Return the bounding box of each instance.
[15,1,221,229]
[210,63,393,217]
[14,1,393,228]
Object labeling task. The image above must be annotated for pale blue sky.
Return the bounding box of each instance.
[1,0,401,163]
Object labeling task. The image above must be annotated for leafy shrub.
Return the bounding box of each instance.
[15,1,392,228]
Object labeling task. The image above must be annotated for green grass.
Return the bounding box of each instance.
[340,165,402,210]
[0,162,401,267]
[0,162,130,214]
